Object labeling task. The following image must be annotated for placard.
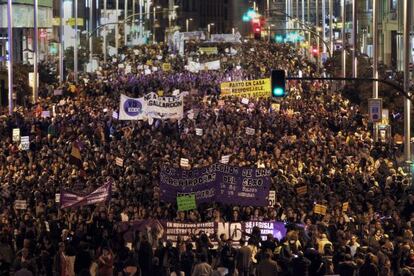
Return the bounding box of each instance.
[112,111,119,119]
[314,204,327,215]
[368,98,382,123]
[162,63,171,71]
[53,89,63,96]
[12,128,20,142]
[220,78,271,98]
[342,202,349,212]
[20,136,30,151]
[177,194,196,211]
[115,157,124,167]
[55,193,60,203]
[180,158,189,168]
[15,200,27,210]
[241,98,249,105]
[220,154,231,164]
[246,127,255,136]
[195,128,203,136]
[41,111,50,118]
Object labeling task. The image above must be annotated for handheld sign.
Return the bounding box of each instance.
[12,128,20,142]
[342,202,349,213]
[20,136,30,151]
[314,204,327,215]
[15,200,27,210]
[177,194,196,211]
[268,191,276,207]
[115,157,124,167]
[180,158,189,168]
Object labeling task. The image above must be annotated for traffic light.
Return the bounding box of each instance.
[311,46,319,56]
[271,69,286,98]
[252,19,261,40]
[275,34,284,43]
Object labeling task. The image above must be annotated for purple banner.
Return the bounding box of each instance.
[160,163,271,206]
[60,181,112,209]
[121,220,287,247]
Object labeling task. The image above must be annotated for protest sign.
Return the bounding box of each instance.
[241,98,249,105]
[41,111,50,118]
[15,200,27,210]
[53,89,63,96]
[60,180,112,209]
[220,78,271,98]
[199,47,218,55]
[177,194,196,211]
[160,163,271,206]
[314,204,327,215]
[115,157,124,167]
[180,158,189,168]
[12,128,20,142]
[112,111,119,120]
[195,128,203,136]
[125,65,132,74]
[268,191,276,207]
[368,98,382,123]
[162,63,171,71]
[220,154,231,164]
[342,202,349,212]
[20,136,30,151]
[71,144,81,160]
[246,127,255,136]
[55,193,60,203]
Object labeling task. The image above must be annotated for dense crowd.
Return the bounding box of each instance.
[0,40,413,276]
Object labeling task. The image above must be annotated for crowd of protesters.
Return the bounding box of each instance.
[0,39,413,276]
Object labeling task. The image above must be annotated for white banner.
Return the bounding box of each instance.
[186,60,221,73]
[120,93,183,120]
[119,94,146,120]
[210,32,242,43]
[144,92,183,120]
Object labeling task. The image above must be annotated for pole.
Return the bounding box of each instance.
[153,6,156,43]
[124,0,128,45]
[267,0,270,18]
[307,0,310,23]
[74,0,78,83]
[186,19,189,32]
[7,0,13,115]
[316,0,320,69]
[132,0,135,36]
[59,0,64,84]
[139,0,143,39]
[322,0,326,61]
[403,0,412,161]
[103,0,107,63]
[302,0,305,23]
[33,0,38,103]
[115,0,119,56]
[89,0,93,69]
[341,0,346,80]
[373,0,378,97]
[329,0,333,54]
[352,0,357,78]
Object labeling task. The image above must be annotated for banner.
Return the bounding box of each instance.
[160,163,271,206]
[199,47,218,55]
[177,194,196,211]
[220,78,271,98]
[144,92,184,120]
[164,221,287,245]
[210,32,242,43]
[60,181,112,209]
[119,94,146,120]
[186,60,221,73]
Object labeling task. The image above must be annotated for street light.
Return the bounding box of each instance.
[208,23,215,36]
[186,18,193,32]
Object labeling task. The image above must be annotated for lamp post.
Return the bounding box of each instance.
[74,0,78,83]
[186,18,192,32]
[115,0,119,56]
[33,0,38,103]
[7,0,13,115]
[59,0,64,83]
[373,0,378,98]
[153,5,161,43]
[89,0,93,70]
[352,0,357,78]
[403,0,412,162]
[341,0,346,80]
[124,0,128,45]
